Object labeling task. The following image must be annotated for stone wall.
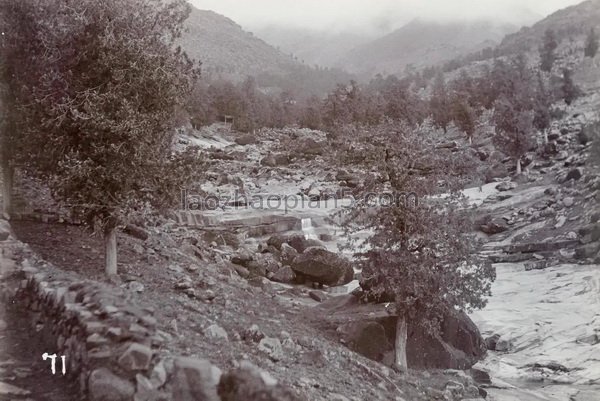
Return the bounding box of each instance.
[0,218,300,401]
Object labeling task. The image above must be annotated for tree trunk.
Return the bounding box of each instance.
[104,225,117,276]
[543,129,548,143]
[1,164,13,218]
[468,135,472,145]
[516,158,522,175]
[394,314,408,373]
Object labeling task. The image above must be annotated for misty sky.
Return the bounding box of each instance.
[189,0,584,34]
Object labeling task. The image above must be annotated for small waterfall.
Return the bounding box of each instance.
[301,217,318,240]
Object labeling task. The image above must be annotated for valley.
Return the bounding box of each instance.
[0,1,599,400]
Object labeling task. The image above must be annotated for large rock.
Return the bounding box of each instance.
[319,295,486,370]
[407,310,487,369]
[88,368,135,401]
[118,343,153,372]
[479,218,508,235]
[495,181,517,191]
[260,154,289,167]
[579,223,600,244]
[574,243,600,260]
[336,321,390,361]
[252,253,281,274]
[291,247,354,286]
[218,361,302,401]
[565,168,583,181]
[270,265,296,284]
[279,243,299,265]
[171,357,221,401]
[267,233,322,254]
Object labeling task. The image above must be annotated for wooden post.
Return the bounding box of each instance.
[104,224,117,276]
[1,163,13,218]
[394,314,408,373]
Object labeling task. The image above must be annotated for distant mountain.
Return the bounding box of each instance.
[254,26,374,68]
[498,0,600,55]
[179,7,297,80]
[337,19,518,77]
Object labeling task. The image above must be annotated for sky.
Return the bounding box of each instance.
[189,0,585,34]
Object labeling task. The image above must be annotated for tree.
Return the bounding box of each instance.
[533,72,551,142]
[429,73,452,132]
[540,29,558,72]
[584,28,599,58]
[2,0,202,275]
[0,0,41,217]
[451,100,476,144]
[561,68,580,105]
[492,96,535,174]
[338,123,494,372]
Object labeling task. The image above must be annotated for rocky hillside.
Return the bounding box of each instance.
[179,7,297,80]
[336,19,516,77]
[498,0,600,55]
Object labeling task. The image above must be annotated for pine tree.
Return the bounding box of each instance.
[561,68,580,105]
[430,73,452,132]
[584,28,599,58]
[540,29,558,72]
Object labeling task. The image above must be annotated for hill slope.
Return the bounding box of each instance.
[179,7,297,80]
[498,0,600,55]
[337,19,517,77]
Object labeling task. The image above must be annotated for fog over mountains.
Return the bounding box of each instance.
[187,0,588,78]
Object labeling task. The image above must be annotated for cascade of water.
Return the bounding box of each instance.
[301,217,318,240]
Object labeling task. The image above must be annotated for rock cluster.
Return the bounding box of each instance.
[0,218,301,401]
[230,233,354,287]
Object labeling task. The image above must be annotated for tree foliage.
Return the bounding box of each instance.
[1,0,203,273]
[337,122,494,336]
[584,28,599,58]
[560,68,580,105]
[540,29,558,72]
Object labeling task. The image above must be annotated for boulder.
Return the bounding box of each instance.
[298,138,324,157]
[470,368,492,385]
[218,362,301,401]
[291,247,354,286]
[118,343,153,372]
[266,233,322,254]
[565,168,583,181]
[579,223,600,244]
[253,253,281,274]
[406,310,487,370]
[336,321,390,361]
[280,243,299,265]
[319,295,486,369]
[235,135,258,145]
[495,181,517,192]
[484,334,500,350]
[88,368,135,401]
[260,154,289,167]
[479,218,509,235]
[231,249,254,266]
[171,357,221,401]
[574,243,600,260]
[270,265,296,284]
[258,337,284,362]
[205,324,228,341]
